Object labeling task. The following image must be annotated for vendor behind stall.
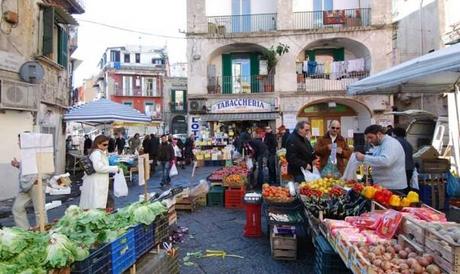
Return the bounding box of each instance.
[315,120,351,176]
[356,125,408,193]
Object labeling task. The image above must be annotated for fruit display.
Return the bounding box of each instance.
[223,174,246,187]
[360,184,420,208]
[299,177,348,195]
[262,184,293,203]
[208,166,249,182]
[354,240,442,274]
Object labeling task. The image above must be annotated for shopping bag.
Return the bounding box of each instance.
[169,162,178,177]
[447,171,460,197]
[341,153,360,181]
[114,170,128,197]
[410,168,419,190]
[301,166,321,182]
[246,157,254,170]
[320,156,341,178]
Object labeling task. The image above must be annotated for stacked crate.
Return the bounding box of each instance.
[313,235,351,274]
[207,185,224,206]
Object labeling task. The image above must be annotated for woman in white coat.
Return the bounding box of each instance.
[80,135,119,209]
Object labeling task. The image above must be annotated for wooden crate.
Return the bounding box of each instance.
[175,196,197,212]
[401,215,426,247]
[270,232,297,260]
[195,194,207,208]
[349,245,377,274]
[424,224,460,273]
[334,233,353,268]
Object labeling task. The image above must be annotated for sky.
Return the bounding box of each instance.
[72,0,187,86]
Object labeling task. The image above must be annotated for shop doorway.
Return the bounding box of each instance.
[171,115,187,135]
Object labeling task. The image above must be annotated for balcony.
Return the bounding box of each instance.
[114,87,160,97]
[207,13,277,34]
[293,8,370,30]
[207,75,274,94]
[297,71,369,93]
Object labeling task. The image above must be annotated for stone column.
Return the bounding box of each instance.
[370,0,392,26]
[276,0,293,30]
[187,0,207,34]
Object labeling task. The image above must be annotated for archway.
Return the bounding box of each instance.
[171,115,187,135]
[207,43,271,94]
[297,98,372,137]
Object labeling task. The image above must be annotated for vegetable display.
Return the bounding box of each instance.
[262,185,293,203]
[208,166,248,182]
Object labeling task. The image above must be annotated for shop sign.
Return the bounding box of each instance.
[211,98,272,113]
[189,116,201,137]
[283,113,297,131]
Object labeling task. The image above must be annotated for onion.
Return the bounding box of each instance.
[405,247,413,253]
[399,263,409,270]
[408,252,418,258]
[401,270,411,274]
[381,261,392,271]
[422,254,434,264]
[368,252,377,261]
[425,264,441,274]
[407,258,417,267]
[393,244,402,252]
[417,257,430,267]
[412,262,424,274]
[373,259,383,267]
[398,250,408,259]
[383,252,393,261]
[386,246,395,254]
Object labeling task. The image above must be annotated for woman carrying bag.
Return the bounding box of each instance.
[80,135,120,210]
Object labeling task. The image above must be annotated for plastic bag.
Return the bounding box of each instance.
[374,210,403,239]
[169,162,178,177]
[114,170,128,197]
[341,153,360,181]
[447,171,460,197]
[246,157,254,170]
[301,166,321,182]
[410,168,419,190]
[320,156,341,178]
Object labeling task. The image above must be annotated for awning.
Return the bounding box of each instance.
[201,112,279,122]
[347,43,460,95]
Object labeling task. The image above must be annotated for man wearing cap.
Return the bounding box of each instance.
[263,126,278,184]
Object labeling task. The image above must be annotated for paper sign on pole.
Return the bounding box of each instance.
[20,133,55,176]
[347,129,354,138]
[312,128,320,137]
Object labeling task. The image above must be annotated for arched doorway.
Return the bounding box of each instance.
[297,98,372,137]
[171,115,187,135]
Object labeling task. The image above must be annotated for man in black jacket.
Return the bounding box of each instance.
[83,135,92,155]
[158,134,174,187]
[148,134,159,173]
[142,134,151,155]
[247,134,268,189]
[286,121,316,182]
[264,126,278,185]
[115,133,126,155]
[393,127,415,190]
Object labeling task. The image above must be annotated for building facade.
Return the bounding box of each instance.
[95,46,169,124]
[186,0,394,141]
[0,0,84,199]
[164,77,188,135]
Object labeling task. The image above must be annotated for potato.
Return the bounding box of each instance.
[425,264,441,274]
[398,250,408,259]
[417,257,429,267]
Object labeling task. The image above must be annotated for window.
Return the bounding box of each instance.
[110,50,120,62]
[123,101,132,106]
[143,78,157,96]
[144,102,157,117]
[123,76,133,96]
[135,53,141,63]
[124,53,130,63]
[152,58,163,65]
[42,7,70,68]
[172,90,186,112]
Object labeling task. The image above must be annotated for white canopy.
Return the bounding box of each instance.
[347,43,460,95]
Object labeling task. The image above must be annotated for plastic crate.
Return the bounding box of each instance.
[71,244,111,274]
[134,223,155,259]
[154,214,169,245]
[419,174,448,210]
[208,186,224,207]
[313,235,349,273]
[225,188,245,209]
[111,229,135,274]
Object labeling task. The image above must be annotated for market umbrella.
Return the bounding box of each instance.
[64,98,152,124]
[347,43,460,95]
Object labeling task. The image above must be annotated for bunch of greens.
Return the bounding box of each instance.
[109,201,167,228]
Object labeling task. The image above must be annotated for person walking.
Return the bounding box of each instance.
[148,134,159,174]
[356,125,408,192]
[83,135,92,155]
[263,126,278,185]
[11,133,49,229]
[184,134,195,165]
[108,135,116,153]
[392,127,415,190]
[286,121,316,183]
[142,134,151,155]
[115,133,126,155]
[247,133,268,189]
[158,134,174,187]
[174,137,186,169]
[80,135,120,210]
[128,133,141,154]
[315,120,352,176]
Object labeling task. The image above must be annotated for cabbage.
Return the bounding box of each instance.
[0,227,33,259]
[44,233,84,269]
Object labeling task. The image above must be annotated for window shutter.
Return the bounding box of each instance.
[305,50,316,61]
[222,54,232,94]
[250,53,259,93]
[58,27,68,68]
[43,7,54,56]
[333,48,345,61]
[171,90,176,112]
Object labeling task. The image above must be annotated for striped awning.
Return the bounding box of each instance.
[64,99,151,123]
[201,112,279,122]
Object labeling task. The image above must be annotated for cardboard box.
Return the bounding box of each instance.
[413,146,439,160]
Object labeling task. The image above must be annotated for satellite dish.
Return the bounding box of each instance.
[19,61,45,84]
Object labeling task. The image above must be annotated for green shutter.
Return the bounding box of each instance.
[222,54,232,94]
[171,90,176,112]
[305,50,316,61]
[333,48,345,61]
[58,27,68,68]
[183,90,187,112]
[42,7,54,56]
[250,53,259,93]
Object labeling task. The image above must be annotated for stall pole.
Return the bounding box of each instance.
[36,152,46,232]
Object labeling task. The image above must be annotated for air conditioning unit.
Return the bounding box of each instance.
[0,79,38,111]
[189,99,207,114]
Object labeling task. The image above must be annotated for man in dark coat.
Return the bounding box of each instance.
[239,128,251,153]
[184,134,195,165]
[148,134,159,173]
[393,127,415,190]
[115,133,126,155]
[247,134,268,188]
[263,126,278,184]
[286,121,316,182]
[142,134,151,155]
[108,135,116,153]
[158,134,174,186]
[83,135,92,155]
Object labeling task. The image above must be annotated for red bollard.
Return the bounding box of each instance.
[244,203,262,237]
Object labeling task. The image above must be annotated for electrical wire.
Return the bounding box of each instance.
[77,18,186,40]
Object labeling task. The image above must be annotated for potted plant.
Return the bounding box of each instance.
[261,43,289,92]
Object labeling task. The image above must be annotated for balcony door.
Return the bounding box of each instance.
[232,0,251,32]
[223,53,260,94]
[232,57,250,94]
